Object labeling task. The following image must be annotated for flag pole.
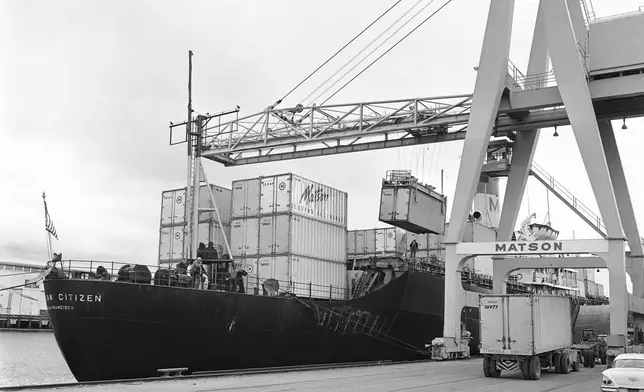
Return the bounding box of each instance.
[42,192,56,261]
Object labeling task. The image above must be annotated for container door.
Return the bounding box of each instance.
[258,216,274,255]
[246,178,261,216]
[173,189,187,225]
[258,256,290,290]
[375,229,385,253]
[365,229,376,254]
[274,174,292,214]
[508,296,533,354]
[378,188,395,221]
[479,296,505,352]
[241,258,259,294]
[260,176,276,215]
[355,230,366,254]
[160,191,174,226]
[395,229,407,254]
[394,188,410,221]
[211,222,230,252]
[384,228,397,253]
[273,214,290,255]
[159,227,171,261]
[198,185,211,220]
[230,220,245,256]
[244,218,259,256]
[231,181,248,218]
[170,226,185,260]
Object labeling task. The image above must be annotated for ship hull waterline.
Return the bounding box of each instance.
[44,269,481,382]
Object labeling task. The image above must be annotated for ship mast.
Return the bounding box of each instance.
[184,50,194,261]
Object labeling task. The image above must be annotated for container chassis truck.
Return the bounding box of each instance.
[480,294,585,380]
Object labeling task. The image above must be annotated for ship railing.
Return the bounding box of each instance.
[46,259,350,300]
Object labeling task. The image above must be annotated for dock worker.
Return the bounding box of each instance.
[410,239,419,259]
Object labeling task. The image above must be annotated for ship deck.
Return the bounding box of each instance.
[8,358,604,392]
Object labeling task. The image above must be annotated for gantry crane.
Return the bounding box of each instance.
[171,0,644,357]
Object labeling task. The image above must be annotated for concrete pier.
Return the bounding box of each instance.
[9,359,604,392]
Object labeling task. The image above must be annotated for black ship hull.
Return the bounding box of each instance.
[44,269,483,382]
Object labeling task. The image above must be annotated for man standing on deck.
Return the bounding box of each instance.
[410,239,419,259]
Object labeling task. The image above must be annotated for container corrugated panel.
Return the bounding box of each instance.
[355,230,367,254]
[347,231,356,254]
[198,184,233,224]
[232,174,348,227]
[232,215,345,262]
[231,178,261,219]
[480,294,572,356]
[160,189,186,226]
[378,185,445,234]
[375,227,405,253]
[598,283,605,297]
[237,255,347,300]
[159,222,232,263]
[364,229,376,254]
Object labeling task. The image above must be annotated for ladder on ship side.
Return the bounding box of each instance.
[530,162,606,238]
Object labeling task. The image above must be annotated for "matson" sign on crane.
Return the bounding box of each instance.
[455,239,609,256]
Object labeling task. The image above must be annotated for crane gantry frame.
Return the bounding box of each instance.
[171,0,644,354]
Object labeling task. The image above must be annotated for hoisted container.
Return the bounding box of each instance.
[238,255,347,300]
[378,170,446,234]
[231,173,348,227]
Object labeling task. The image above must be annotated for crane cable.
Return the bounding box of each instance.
[272,0,404,109]
[301,0,427,106]
[319,0,455,106]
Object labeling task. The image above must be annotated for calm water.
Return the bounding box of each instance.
[0,331,75,387]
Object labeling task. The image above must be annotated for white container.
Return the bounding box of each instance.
[161,185,232,226]
[598,283,605,297]
[364,229,376,254]
[160,188,186,226]
[349,227,407,255]
[232,177,261,219]
[479,294,573,356]
[159,222,231,263]
[355,230,367,254]
[232,173,348,227]
[576,280,586,297]
[239,255,347,300]
[378,176,446,234]
[231,214,346,262]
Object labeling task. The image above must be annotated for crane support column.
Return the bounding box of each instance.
[542,0,628,336]
[599,119,644,297]
[443,0,515,343]
[494,0,548,295]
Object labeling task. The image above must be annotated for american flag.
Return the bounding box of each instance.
[43,192,58,240]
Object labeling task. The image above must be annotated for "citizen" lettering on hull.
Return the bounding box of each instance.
[46,293,102,303]
[494,242,563,253]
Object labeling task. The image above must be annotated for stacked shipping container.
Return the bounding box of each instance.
[347,226,445,259]
[230,174,348,300]
[158,184,232,264]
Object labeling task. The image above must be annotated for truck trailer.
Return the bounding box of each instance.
[480,294,582,380]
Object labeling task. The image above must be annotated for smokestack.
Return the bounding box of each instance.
[472,176,500,229]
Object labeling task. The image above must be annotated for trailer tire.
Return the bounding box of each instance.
[560,353,571,374]
[589,351,596,368]
[521,359,531,379]
[529,356,541,380]
[553,353,562,373]
[483,357,491,377]
[582,350,589,367]
[489,359,501,378]
[601,350,607,365]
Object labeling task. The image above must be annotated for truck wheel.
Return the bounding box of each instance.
[589,352,596,368]
[553,353,562,373]
[560,353,571,374]
[582,350,589,367]
[483,357,491,377]
[601,350,607,365]
[521,359,531,379]
[529,356,541,380]
[489,359,501,378]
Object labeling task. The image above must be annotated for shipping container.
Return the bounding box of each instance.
[160,185,232,226]
[378,171,446,234]
[238,255,347,300]
[159,222,231,263]
[364,229,376,254]
[160,188,186,226]
[480,294,573,356]
[587,280,598,297]
[231,174,348,227]
[230,214,346,262]
[348,227,407,256]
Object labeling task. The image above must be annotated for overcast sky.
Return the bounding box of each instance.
[2,0,643,293]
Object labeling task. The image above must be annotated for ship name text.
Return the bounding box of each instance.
[46,293,102,303]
